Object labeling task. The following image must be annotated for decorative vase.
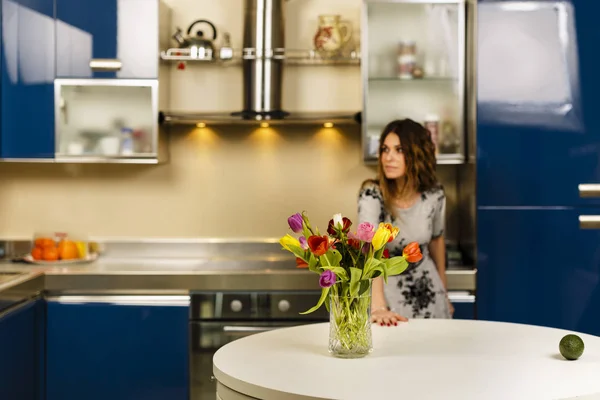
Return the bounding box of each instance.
[313,15,352,58]
[328,280,373,358]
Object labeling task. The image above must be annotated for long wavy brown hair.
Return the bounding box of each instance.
[375,119,440,215]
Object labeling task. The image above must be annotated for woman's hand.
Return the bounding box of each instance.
[371,307,408,326]
[447,298,455,316]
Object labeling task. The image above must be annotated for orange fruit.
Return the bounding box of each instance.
[58,240,78,260]
[42,247,59,261]
[31,247,43,260]
[35,238,55,249]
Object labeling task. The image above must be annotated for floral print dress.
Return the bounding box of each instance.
[358,182,451,319]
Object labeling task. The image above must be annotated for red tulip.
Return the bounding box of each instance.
[383,248,390,259]
[348,238,361,250]
[307,235,330,256]
[402,242,423,263]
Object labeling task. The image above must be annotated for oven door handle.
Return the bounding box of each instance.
[222,326,283,333]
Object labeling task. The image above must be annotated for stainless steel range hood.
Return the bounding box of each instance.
[160,0,360,126]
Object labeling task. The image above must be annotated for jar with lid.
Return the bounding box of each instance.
[397,41,416,79]
[424,115,440,153]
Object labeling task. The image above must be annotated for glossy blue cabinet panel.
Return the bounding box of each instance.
[0,299,45,400]
[477,0,600,207]
[56,0,158,78]
[46,301,189,400]
[477,208,600,335]
[1,0,55,158]
[451,302,475,320]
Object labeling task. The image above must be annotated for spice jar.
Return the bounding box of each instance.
[397,41,416,79]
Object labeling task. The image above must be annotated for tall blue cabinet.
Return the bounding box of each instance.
[477,0,600,335]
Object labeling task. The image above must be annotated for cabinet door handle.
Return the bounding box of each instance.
[579,184,600,198]
[579,215,600,229]
[89,59,122,71]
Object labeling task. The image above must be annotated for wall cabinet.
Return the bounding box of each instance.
[1,0,168,162]
[361,0,467,165]
[46,296,189,400]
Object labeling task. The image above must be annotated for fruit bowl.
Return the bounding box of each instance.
[25,232,100,265]
[23,252,99,265]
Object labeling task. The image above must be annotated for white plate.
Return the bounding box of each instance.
[23,252,99,265]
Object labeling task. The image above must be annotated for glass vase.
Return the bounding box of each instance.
[328,280,373,358]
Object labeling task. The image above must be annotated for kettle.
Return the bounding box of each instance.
[172,19,218,60]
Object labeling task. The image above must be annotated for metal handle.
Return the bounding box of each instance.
[46,295,190,306]
[447,292,475,303]
[579,184,600,198]
[579,215,600,229]
[90,59,122,71]
[222,326,279,333]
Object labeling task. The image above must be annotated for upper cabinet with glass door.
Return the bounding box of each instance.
[362,0,466,164]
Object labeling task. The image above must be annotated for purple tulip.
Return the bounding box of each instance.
[299,236,308,249]
[319,270,336,288]
[287,213,304,233]
[361,242,370,254]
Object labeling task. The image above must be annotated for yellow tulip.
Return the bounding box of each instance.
[280,234,301,251]
[371,225,391,251]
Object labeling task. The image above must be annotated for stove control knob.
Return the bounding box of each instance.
[230,300,243,312]
[278,299,290,312]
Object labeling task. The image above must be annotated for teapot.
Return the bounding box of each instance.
[172,19,218,59]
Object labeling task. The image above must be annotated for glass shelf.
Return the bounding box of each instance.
[368,76,457,82]
[363,153,465,166]
[160,48,361,66]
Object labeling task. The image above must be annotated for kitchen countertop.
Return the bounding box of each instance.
[213,320,600,400]
[0,259,476,305]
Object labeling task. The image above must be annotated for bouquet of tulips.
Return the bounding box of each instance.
[280,212,422,315]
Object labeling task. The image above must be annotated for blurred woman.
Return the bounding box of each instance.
[358,119,453,326]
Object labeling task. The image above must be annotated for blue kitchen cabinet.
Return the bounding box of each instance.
[477,0,600,207]
[1,0,55,158]
[46,299,189,400]
[476,0,600,333]
[477,208,600,335]
[0,298,45,400]
[56,0,159,79]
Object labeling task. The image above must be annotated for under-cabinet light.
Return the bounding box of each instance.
[323,122,334,128]
[260,122,270,128]
[196,122,206,128]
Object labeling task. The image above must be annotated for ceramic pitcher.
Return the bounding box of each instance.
[313,15,352,56]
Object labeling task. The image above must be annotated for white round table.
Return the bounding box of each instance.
[213,320,600,400]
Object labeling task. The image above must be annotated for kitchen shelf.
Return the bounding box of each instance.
[368,76,456,81]
[160,111,361,126]
[159,48,361,66]
[364,153,465,166]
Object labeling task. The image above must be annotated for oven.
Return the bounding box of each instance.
[189,291,328,400]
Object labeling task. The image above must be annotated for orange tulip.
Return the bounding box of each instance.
[402,242,422,263]
[295,257,308,268]
[381,223,399,243]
